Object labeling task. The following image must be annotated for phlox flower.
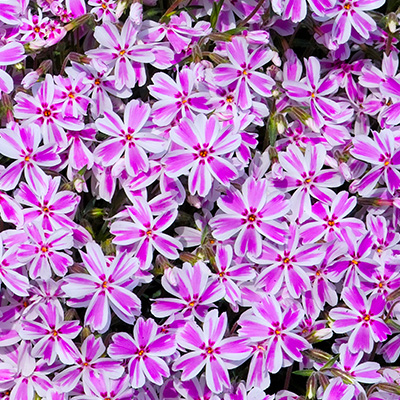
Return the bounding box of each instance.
[66,61,132,118]
[111,197,182,269]
[142,11,211,54]
[213,244,256,312]
[173,376,220,400]
[333,344,382,390]
[89,0,118,22]
[321,377,355,400]
[65,126,96,174]
[63,242,141,333]
[149,68,210,126]
[0,122,60,192]
[0,190,24,227]
[87,19,155,89]
[19,9,49,42]
[108,317,176,388]
[53,72,91,118]
[94,99,165,176]
[303,241,345,316]
[324,0,386,44]
[17,222,73,279]
[367,214,400,259]
[173,309,252,394]
[75,373,133,399]
[14,74,84,149]
[151,261,224,321]
[213,37,275,110]
[225,382,273,400]
[329,286,391,353]
[54,335,124,393]
[300,191,365,243]
[327,229,379,287]
[0,237,29,297]
[350,129,400,195]
[15,175,80,231]
[254,224,324,299]
[238,296,311,374]
[20,303,81,365]
[278,0,335,22]
[0,41,25,96]
[164,114,241,197]
[283,57,340,128]
[272,143,344,222]
[210,178,289,258]
[0,341,55,400]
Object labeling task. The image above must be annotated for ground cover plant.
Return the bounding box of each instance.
[1,0,400,399]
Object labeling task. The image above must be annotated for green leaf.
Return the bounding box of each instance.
[320,354,340,370]
[210,0,224,29]
[293,369,314,376]
[268,116,278,147]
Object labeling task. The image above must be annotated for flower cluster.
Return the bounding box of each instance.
[0,0,400,399]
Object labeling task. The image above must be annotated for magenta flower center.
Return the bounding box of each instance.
[199,149,208,158]
[248,214,256,222]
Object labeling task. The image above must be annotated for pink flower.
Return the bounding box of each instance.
[283,57,340,128]
[63,242,141,333]
[20,303,81,365]
[87,19,155,89]
[0,123,60,192]
[151,261,225,321]
[108,317,176,388]
[214,37,275,110]
[14,74,84,149]
[238,296,311,374]
[111,197,182,270]
[324,0,386,44]
[329,286,391,353]
[210,178,289,257]
[164,114,241,197]
[173,309,251,394]
[94,99,165,176]
[149,68,210,126]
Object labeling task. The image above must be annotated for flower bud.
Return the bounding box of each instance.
[154,255,174,275]
[81,326,92,341]
[306,373,317,399]
[302,349,332,363]
[378,383,400,395]
[179,252,199,264]
[330,367,354,384]
[64,13,93,31]
[388,12,398,33]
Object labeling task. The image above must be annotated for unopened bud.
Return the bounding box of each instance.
[378,383,400,395]
[302,349,332,363]
[81,326,92,341]
[1,93,14,122]
[306,373,317,400]
[330,367,354,384]
[276,113,287,134]
[179,252,199,264]
[154,255,174,275]
[317,372,330,390]
[306,327,333,343]
[65,308,79,321]
[88,208,109,218]
[69,262,87,274]
[64,13,93,31]
[388,12,398,33]
[387,287,400,301]
[69,52,91,64]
